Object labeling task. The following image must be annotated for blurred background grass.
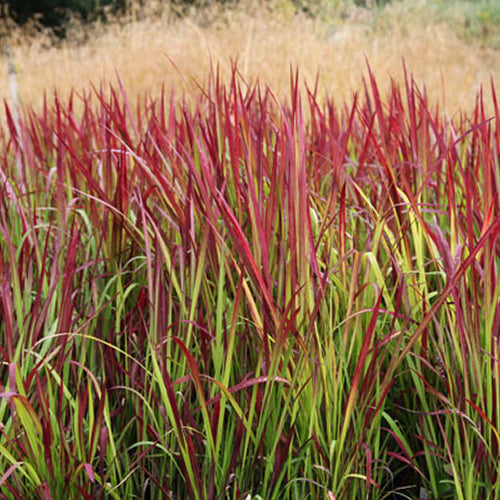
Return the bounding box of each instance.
[1,0,500,114]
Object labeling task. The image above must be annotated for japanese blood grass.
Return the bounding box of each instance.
[1,68,500,498]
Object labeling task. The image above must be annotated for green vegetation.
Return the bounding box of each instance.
[432,0,500,49]
[4,0,115,29]
[0,67,499,498]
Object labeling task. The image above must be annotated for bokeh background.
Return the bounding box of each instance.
[1,0,500,114]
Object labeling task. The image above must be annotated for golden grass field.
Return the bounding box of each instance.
[1,1,500,115]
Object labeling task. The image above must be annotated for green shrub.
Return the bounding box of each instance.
[8,0,114,23]
[431,0,500,49]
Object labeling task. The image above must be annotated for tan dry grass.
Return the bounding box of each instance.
[1,1,499,115]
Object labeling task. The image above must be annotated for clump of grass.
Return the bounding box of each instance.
[0,65,500,498]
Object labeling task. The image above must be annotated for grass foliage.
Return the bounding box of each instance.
[1,67,500,498]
